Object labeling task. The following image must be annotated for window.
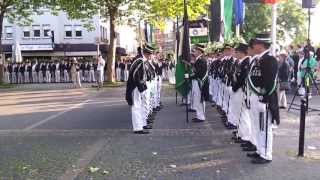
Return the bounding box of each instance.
[64,25,72,38]
[74,25,82,37]
[43,25,51,37]
[23,27,31,38]
[33,25,41,38]
[5,26,13,39]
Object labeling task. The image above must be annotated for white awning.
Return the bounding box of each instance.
[75,26,82,31]
[23,27,30,31]
[64,26,72,31]
[20,44,53,51]
[32,26,41,30]
[43,25,51,30]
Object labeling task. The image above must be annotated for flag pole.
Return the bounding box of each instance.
[184,0,189,123]
[271,3,277,56]
[176,16,179,105]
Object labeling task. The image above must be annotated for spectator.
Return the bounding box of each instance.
[97,54,106,89]
[278,51,290,109]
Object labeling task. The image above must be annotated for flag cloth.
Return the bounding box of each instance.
[264,0,286,4]
[175,1,191,97]
[234,0,244,25]
[224,0,234,40]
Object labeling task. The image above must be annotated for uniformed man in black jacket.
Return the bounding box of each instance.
[35,62,41,83]
[8,63,13,84]
[125,46,151,134]
[247,33,280,164]
[27,62,32,83]
[231,43,252,145]
[41,62,47,83]
[191,44,209,123]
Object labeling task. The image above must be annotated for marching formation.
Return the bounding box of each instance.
[125,45,164,134]
[4,61,100,84]
[188,33,280,164]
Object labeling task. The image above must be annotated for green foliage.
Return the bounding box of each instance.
[243,3,272,41]
[0,0,47,26]
[243,0,307,45]
[131,0,210,30]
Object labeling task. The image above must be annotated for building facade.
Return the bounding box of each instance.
[1,9,138,62]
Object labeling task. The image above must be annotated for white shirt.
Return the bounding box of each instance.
[97,57,105,71]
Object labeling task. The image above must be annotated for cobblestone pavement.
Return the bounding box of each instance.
[0,85,319,180]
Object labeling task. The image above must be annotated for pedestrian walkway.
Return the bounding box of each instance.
[74,97,320,180]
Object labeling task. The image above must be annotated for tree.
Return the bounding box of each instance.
[141,0,210,25]
[243,0,307,45]
[57,0,210,82]
[55,0,141,83]
[0,0,46,83]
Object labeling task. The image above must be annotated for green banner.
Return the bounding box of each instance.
[191,36,209,44]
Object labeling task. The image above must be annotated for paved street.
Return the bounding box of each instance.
[0,84,320,180]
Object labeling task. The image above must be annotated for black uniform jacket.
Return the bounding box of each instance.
[260,52,280,125]
[193,56,210,102]
[125,58,147,106]
[232,57,250,92]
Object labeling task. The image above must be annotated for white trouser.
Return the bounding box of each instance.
[279,90,287,107]
[12,73,17,83]
[116,68,121,81]
[18,73,24,84]
[209,76,214,100]
[192,79,206,120]
[131,88,145,131]
[143,82,151,125]
[64,70,69,82]
[25,73,29,83]
[168,68,176,85]
[89,70,95,82]
[157,76,162,107]
[152,80,157,109]
[76,72,82,88]
[97,70,104,87]
[222,85,230,112]
[32,72,37,83]
[84,70,89,81]
[237,90,252,141]
[4,72,9,83]
[55,71,60,83]
[216,80,222,106]
[124,70,129,81]
[46,71,51,83]
[249,94,273,160]
[228,89,242,126]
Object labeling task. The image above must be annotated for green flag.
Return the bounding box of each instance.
[175,0,191,97]
[224,0,234,40]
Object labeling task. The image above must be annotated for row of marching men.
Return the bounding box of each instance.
[125,45,164,134]
[4,61,98,84]
[188,33,280,164]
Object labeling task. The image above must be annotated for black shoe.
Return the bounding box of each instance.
[242,146,257,152]
[143,125,153,130]
[156,107,161,111]
[247,152,260,158]
[251,156,272,164]
[240,142,251,148]
[134,130,150,134]
[227,124,237,130]
[279,106,287,109]
[180,103,189,106]
[234,138,247,144]
[192,118,205,123]
[188,109,196,112]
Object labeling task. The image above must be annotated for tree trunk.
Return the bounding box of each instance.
[106,9,117,83]
[0,12,5,84]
